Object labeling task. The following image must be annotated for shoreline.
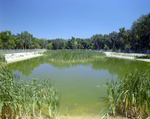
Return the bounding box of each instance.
[4,51,150,64]
[5,51,45,64]
[104,52,150,62]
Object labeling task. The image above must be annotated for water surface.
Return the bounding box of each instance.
[7,56,149,117]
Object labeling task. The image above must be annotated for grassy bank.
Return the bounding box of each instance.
[0,64,60,119]
[44,50,105,63]
[104,68,150,119]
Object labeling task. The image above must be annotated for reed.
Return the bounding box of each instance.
[44,50,105,63]
[0,53,5,63]
[0,63,60,119]
[105,69,150,119]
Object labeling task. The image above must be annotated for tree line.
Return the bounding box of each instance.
[0,13,150,53]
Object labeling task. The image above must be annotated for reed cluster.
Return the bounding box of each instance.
[44,50,105,62]
[0,53,5,63]
[0,63,60,119]
[105,69,150,119]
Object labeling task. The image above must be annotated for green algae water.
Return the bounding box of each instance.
[7,56,149,117]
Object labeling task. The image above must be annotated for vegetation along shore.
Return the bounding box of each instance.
[0,12,150,119]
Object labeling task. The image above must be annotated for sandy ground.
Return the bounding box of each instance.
[5,51,45,64]
[104,52,150,62]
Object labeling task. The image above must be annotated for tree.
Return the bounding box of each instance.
[52,38,65,50]
[109,31,118,50]
[126,30,132,53]
[21,31,33,49]
[0,38,3,49]
[47,42,53,49]
[40,38,48,49]
[119,27,128,51]
[65,39,72,49]
[91,34,104,49]
[9,34,16,49]
[16,33,24,49]
[70,36,77,49]
[103,34,111,49]
[131,13,150,52]
[0,30,12,49]
[31,38,41,49]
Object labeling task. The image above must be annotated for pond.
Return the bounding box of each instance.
[7,56,149,118]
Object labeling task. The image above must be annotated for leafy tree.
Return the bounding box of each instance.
[21,31,33,49]
[70,36,77,49]
[40,38,48,49]
[109,31,118,50]
[31,38,41,49]
[104,44,109,50]
[119,27,128,51]
[65,39,72,49]
[52,38,65,50]
[0,12,149,52]
[15,33,24,49]
[131,13,150,52]
[0,30,12,49]
[47,42,53,49]
[103,34,111,49]
[0,38,3,49]
[91,34,101,49]
[9,35,16,49]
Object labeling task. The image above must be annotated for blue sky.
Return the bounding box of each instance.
[0,0,150,39]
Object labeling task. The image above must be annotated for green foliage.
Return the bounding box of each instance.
[0,39,3,49]
[0,53,5,63]
[105,69,150,118]
[40,38,48,49]
[104,44,109,50]
[47,42,53,50]
[0,12,150,52]
[44,50,105,62]
[52,38,65,50]
[0,64,60,118]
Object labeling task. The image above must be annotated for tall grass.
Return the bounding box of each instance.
[105,69,150,119]
[0,63,60,119]
[0,52,5,63]
[44,50,105,62]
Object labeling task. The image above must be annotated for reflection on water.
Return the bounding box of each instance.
[8,56,149,77]
[7,56,149,117]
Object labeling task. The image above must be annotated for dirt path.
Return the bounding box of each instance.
[104,52,150,62]
[5,50,45,64]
